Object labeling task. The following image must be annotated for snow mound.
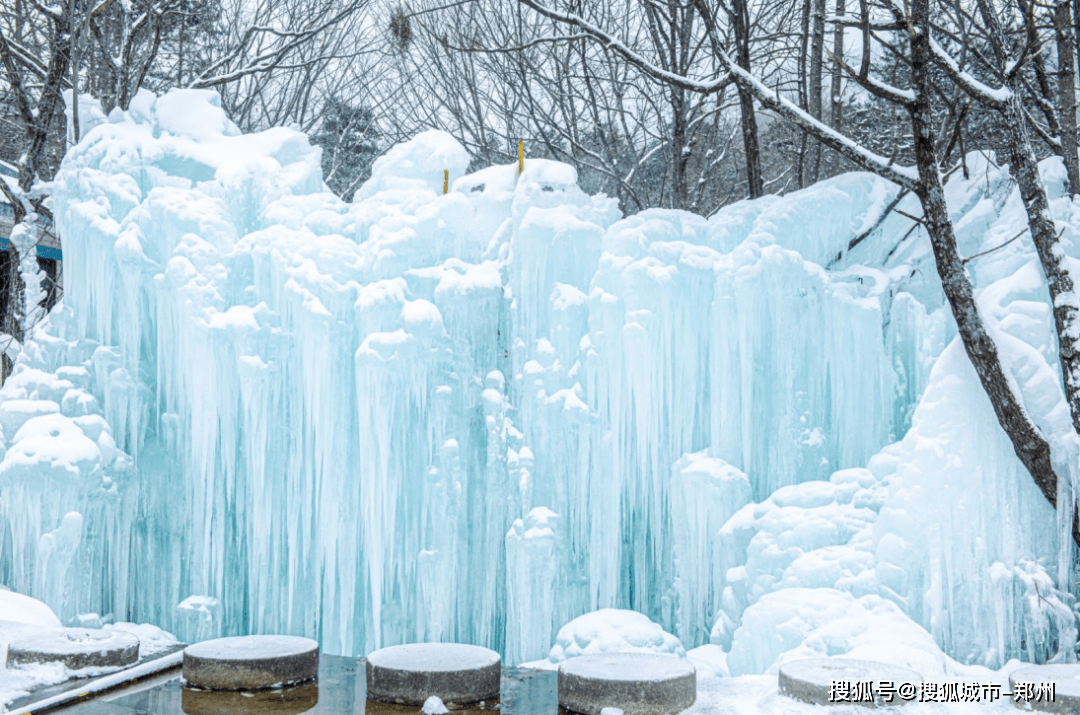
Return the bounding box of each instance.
[726,588,955,678]
[422,695,449,714]
[523,609,685,670]
[0,590,61,628]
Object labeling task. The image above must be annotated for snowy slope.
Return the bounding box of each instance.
[0,89,1076,677]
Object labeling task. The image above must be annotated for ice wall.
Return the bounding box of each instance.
[0,89,1072,671]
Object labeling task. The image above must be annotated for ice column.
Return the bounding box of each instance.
[669,452,751,648]
[505,507,561,666]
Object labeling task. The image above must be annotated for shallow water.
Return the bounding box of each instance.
[48,656,559,715]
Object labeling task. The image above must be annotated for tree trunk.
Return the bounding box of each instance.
[1002,95,1080,436]
[807,0,825,182]
[910,0,1078,546]
[830,0,844,130]
[671,88,690,208]
[797,0,811,188]
[731,0,763,198]
[1057,1,1080,195]
[70,0,79,145]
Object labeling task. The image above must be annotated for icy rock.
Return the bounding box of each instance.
[182,635,319,690]
[6,627,139,670]
[777,658,922,707]
[365,643,501,706]
[557,654,696,715]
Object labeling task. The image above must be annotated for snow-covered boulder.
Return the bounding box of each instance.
[523,609,685,671]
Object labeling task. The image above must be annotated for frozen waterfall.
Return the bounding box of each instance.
[0,89,1075,670]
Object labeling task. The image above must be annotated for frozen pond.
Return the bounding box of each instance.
[23,654,1037,715]
[42,657,556,715]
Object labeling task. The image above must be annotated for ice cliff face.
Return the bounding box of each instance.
[0,88,1075,669]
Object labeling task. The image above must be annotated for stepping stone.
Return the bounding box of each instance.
[557,653,696,715]
[365,643,501,706]
[1009,664,1080,713]
[181,681,319,715]
[6,627,140,670]
[778,658,922,707]
[183,635,319,691]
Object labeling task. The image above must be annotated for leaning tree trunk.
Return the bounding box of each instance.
[910,0,1079,546]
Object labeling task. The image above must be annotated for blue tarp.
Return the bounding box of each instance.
[0,204,62,260]
[0,236,63,260]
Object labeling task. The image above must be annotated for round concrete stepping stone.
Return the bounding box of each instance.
[6,627,140,670]
[365,643,501,706]
[1009,664,1080,713]
[183,635,319,691]
[181,681,318,715]
[557,653,696,715]
[778,658,922,707]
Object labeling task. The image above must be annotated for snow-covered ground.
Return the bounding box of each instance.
[0,589,177,710]
[523,607,1039,714]
[0,87,1078,715]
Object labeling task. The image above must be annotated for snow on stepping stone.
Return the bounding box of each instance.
[557,653,696,715]
[778,658,922,707]
[1008,664,1080,713]
[6,627,139,670]
[182,635,319,691]
[365,643,501,706]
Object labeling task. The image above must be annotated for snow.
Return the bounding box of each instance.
[366,643,499,671]
[558,652,694,681]
[0,589,177,712]
[2,650,183,715]
[3,88,1079,694]
[0,590,62,629]
[184,635,317,660]
[521,609,686,671]
[7,627,137,657]
[422,695,450,714]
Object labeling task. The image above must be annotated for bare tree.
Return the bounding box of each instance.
[0,0,373,382]
[514,0,1080,546]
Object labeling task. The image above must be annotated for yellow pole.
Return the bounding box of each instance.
[518,141,524,175]
[443,169,449,194]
